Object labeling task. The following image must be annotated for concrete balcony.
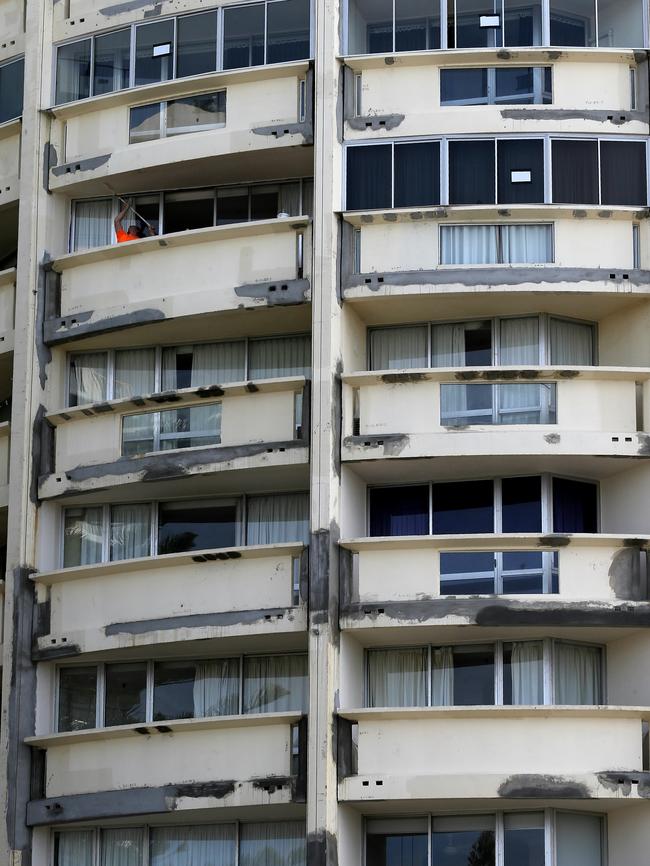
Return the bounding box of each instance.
[48,62,312,196]
[40,376,309,498]
[344,52,648,140]
[337,705,650,803]
[342,367,650,463]
[0,119,20,208]
[32,542,307,658]
[45,218,311,344]
[339,534,650,628]
[26,711,306,825]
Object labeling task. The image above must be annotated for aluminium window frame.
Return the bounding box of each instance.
[128,88,227,144]
[120,400,223,457]
[343,134,650,211]
[439,64,552,106]
[438,221,555,265]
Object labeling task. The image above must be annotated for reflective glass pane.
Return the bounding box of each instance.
[346,144,392,210]
[157,499,238,553]
[176,11,218,77]
[452,0,501,48]
[497,383,556,424]
[109,503,152,561]
[251,184,280,220]
[497,139,545,204]
[598,0,644,47]
[432,320,493,366]
[551,139,598,204]
[58,666,97,731]
[105,662,147,726]
[63,506,103,567]
[366,824,428,866]
[556,813,603,866]
[93,29,130,96]
[164,191,215,233]
[440,225,499,265]
[394,142,440,207]
[432,480,494,533]
[223,3,265,69]
[440,68,488,105]
[504,0,543,45]
[267,0,311,63]
[159,404,222,450]
[500,225,552,263]
[502,552,545,594]
[440,552,496,594]
[0,58,24,122]
[239,822,305,866]
[217,187,250,224]
[550,0,596,45]
[348,0,393,54]
[453,646,495,705]
[150,825,237,866]
[56,40,91,104]
[396,0,441,50]
[367,648,428,707]
[502,476,542,532]
[166,91,226,136]
[68,352,108,405]
[432,815,496,865]
[440,384,493,426]
[600,141,647,207]
[552,477,598,532]
[495,67,535,103]
[153,661,198,720]
[448,140,496,205]
[504,812,545,866]
[135,20,174,86]
[369,485,430,536]
[129,102,162,143]
[243,654,308,713]
[121,413,155,457]
[369,326,429,370]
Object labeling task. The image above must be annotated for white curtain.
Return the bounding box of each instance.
[432,646,454,706]
[246,493,309,545]
[499,317,542,423]
[162,342,246,388]
[433,323,470,419]
[193,658,239,717]
[556,813,603,866]
[109,504,151,561]
[501,224,552,264]
[550,318,594,365]
[555,643,602,705]
[301,179,313,216]
[73,199,113,251]
[369,327,428,370]
[511,641,544,705]
[56,830,94,866]
[69,353,108,406]
[440,225,498,265]
[101,829,145,866]
[239,822,306,866]
[278,182,302,216]
[243,654,308,714]
[367,648,427,708]
[150,825,236,866]
[114,348,156,397]
[63,506,103,567]
[248,336,311,378]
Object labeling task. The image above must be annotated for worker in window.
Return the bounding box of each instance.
[114,200,156,243]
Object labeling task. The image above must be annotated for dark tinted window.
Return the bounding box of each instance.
[495,66,535,102]
[93,30,130,96]
[449,140,495,205]
[366,830,428,866]
[157,499,238,553]
[440,552,496,594]
[267,0,311,63]
[223,4,265,69]
[176,11,218,77]
[432,480,494,534]
[601,141,647,207]
[369,486,429,536]
[56,40,91,103]
[440,68,488,104]
[553,477,598,533]
[502,476,542,532]
[498,139,545,203]
[452,646,495,705]
[134,20,174,86]
[58,667,97,732]
[153,661,197,720]
[0,58,24,122]
[164,193,214,233]
[552,140,598,204]
[104,663,147,726]
[217,188,250,224]
[395,142,440,207]
[346,145,392,210]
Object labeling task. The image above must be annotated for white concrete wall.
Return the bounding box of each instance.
[600,303,650,366]
[339,633,364,708]
[0,130,20,195]
[0,276,15,337]
[608,632,650,707]
[601,464,650,534]
[340,466,367,538]
[607,803,650,866]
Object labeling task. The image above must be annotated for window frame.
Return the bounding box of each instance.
[440,65,553,106]
[128,88,227,144]
[438,222,555,265]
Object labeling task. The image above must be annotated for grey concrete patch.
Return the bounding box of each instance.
[544,433,561,444]
[347,113,404,131]
[343,433,409,456]
[381,371,428,384]
[500,108,647,124]
[104,606,297,636]
[234,278,310,306]
[43,143,57,192]
[307,829,339,866]
[498,774,590,799]
[597,772,650,798]
[32,643,82,661]
[44,308,166,345]
[309,528,330,619]
[36,255,54,389]
[99,0,160,14]
[51,154,111,177]
[608,547,646,602]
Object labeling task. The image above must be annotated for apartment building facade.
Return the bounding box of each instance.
[1,0,650,863]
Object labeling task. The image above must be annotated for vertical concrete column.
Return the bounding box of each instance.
[308,0,343,863]
[0,0,52,860]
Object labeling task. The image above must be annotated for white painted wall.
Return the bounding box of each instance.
[608,632,650,707]
[601,463,650,534]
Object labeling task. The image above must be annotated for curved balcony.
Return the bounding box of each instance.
[41,376,309,498]
[48,62,312,196]
[342,366,650,463]
[337,705,649,803]
[26,711,306,825]
[45,218,311,343]
[0,119,20,207]
[339,534,650,628]
[33,542,307,657]
[344,52,648,140]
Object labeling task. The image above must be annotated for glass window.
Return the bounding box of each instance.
[504,812,545,866]
[150,825,237,866]
[432,320,492,366]
[176,11,218,77]
[503,642,544,705]
[104,662,147,726]
[598,0,644,47]
[68,352,108,405]
[248,335,311,378]
[101,829,145,866]
[162,341,246,387]
[0,58,24,123]
[394,142,440,207]
[441,225,498,265]
[449,140,495,205]
[497,139,545,204]
[432,814,496,865]
[114,348,156,398]
[129,102,162,144]
[153,658,240,720]
[554,643,602,704]
[499,316,540,365]
[551,139,599,204]
[550,0,596,46]
[109,503,152,561]
[164,190,215,233]
[251,184,281,220]
[367,648,428,707]
[243,654,308,713]
[166,91,226,136]
[504,0,543,46]
[600,141,647,207]
[347,0,393,54]
[556,813,603,866]
[58,666,97,732]
[157,499,239,554]
[93,29,130,96]
[549,318,594,365]
[440,383,555,426]
[217,187,250,224]
[55,831,94,866]
[440,551,496,594]
[432,480,494,534]
[346,145,392,210]
[501,225,552,263]
[452,0,501,48]
[495,66,547,103]
[223,3,265,69]
[502,476,542,532]
[396,0,441,51]
[552,477,598,532]
[246,492,309,545]
[135,20,174,86]
[63,506,103,567]
[239,821,306,866]
[267,0,311,63]
[369,485,430,536]
[440,68,488,105]
[451,645,495,706]
[366,818,429,866]
[369,326,429,370]
[72,199,113,252]
[56,40,91,104]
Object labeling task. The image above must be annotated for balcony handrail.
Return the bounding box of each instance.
[52,215,311,273]
[340,533,650,552]
[47,375,308,426]
[26,709,304,748]
[343,366,650,387]
[33,541,306,585]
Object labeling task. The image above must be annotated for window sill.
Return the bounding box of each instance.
[54,215,310,272]
[27,709,304,748]
[342,204,648,226]
[47,60,311,121]
[339,705,650,722]
[32,541,306,585]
